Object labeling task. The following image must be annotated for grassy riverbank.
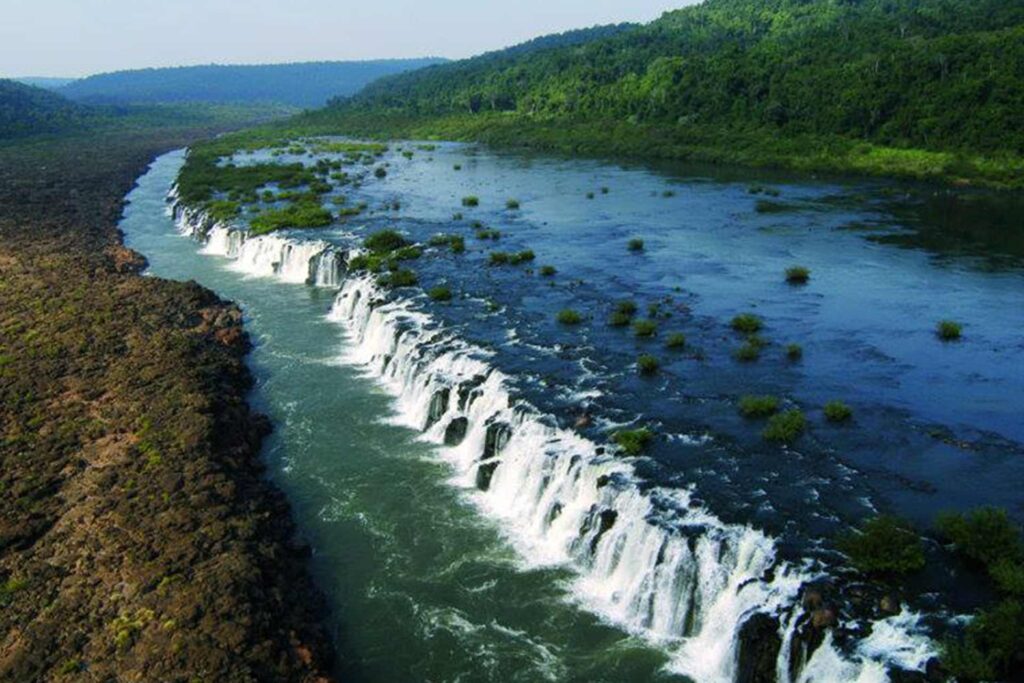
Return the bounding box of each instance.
[292,110,1024,190]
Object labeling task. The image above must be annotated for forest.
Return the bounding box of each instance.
[312,0,1024,186]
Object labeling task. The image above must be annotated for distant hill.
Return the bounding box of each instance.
[58,59,447,108]
[14,77,77,90]
[311,0,1024,186]
[0,79,90,139]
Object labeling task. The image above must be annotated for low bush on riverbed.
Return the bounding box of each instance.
[839,515,926,575]
[428,285,452,301]
[824,400,853,422]
[762,409,806,443]
[633,319,657,337]
[666,333,686,349]
[377,268,418,288]
[557,309,583,325]
[612,428,654,456]
[734,342,761,362]
[786,343,803,360]
[739,395,779,418]
[785,265,811,284]
[249,201,333,235]
[462,195,480,207]
[637,354,660,375]
[628,238,644,252]
[205,199,241,222]
[539,265,556,276]
[731,313,763,334]
[506,198,520,210]
[937,320,962,340]
[365,229,409,253]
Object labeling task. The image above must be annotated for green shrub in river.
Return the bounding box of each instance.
[739,395,779,418]
[633,319,657,337]
[785,265,810,284]
[839,515,926,575]
[612,428,653,456]
[824,400,853,422]
[557,309,583,325]
[665,333,686,349]
[506,198,520,210]
[377,268,418,288]
[462,195,479,207]
[428,285,452,301]
[628,238,644,252]
[637,354,660,375]
[786,343,803,360]
[249,201,332,235]
[731,313,763,334]
[762,409,806,443]
[539,265,556,276]
[937,320,962,340]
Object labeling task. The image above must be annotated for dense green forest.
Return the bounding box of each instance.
[58,59,447,108]
[0,80,92,138]
[310,0,1024,186]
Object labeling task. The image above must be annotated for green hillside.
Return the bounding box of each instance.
[306,0,1024,187]
[0,79,90,139]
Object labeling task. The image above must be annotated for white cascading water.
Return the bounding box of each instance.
[172,202,342,287]
[169,188,937,682]
[326,273,936,683]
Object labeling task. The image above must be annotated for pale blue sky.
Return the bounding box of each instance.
[1,0,696,78]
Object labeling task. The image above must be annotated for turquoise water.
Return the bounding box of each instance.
[123,151,681,683]
[122,143,1024,682]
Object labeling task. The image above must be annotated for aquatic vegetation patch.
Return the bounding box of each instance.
[462,195,480,207]
[539,265,556,276]
[506,198,520,210]
[632,319,657,337]
[612,428,654,456]
[637,354,660,375]
[739,395,780,418]
[785,265,811,284]
[428,285,452,301]
[249,201,333,235]
[824,400,853,422]
[937,320,962,340]
[628,238,645,252]
[731,313,763,334]
[665,332,686,349]
[734,341,761,362]
[377,268,418,288]
[839,515,925,575]
[786,343,803,360]
[556,309,583,325]
[762,409,806,443]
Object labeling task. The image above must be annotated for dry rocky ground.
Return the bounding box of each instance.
[0,129,334,681]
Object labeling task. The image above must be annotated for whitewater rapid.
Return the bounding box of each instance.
[170,194,937,683]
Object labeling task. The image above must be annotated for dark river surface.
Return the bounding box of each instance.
[121,142,1024,683]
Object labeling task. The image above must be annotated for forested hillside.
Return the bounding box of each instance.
[59,59,446,108]
[313,0,1024,185]
[0,80,90,138]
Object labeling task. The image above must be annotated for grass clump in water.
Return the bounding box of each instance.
[428,285,452,302]
[839,516,926,576]
[637,354,660,375]
[374,166,387,178]
[506,198,520,210]
[824,400,853,422]
[762,409,806,443]
[376,269,418,288]
[786,343,803,360]
[734,342,761,362]
[612,428,654,456]
[666,333,686,349]
[785,265,811,284]
[556,309,583,325]
[475,228,501,240]
[937,320,962,340]
[739,395,780,418]
[462,195,480,207]
[539,265,556,277]
[628,238,645,252]
[731,313,763,334]
[633,319,657,337]
[249,201,333,235]
[586,191,595,199]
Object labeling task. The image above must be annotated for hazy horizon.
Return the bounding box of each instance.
[0,0,695,79]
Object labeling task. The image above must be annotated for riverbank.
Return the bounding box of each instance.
[292,110,1024,191]
[0,128,333,680]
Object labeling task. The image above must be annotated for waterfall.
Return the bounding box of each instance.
[326,274,937,683]
[168,188,937,682]
[171,200,344,287]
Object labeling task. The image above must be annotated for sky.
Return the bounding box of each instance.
[0,0,694,78]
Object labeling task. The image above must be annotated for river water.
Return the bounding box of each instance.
[120,144,1024,682]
